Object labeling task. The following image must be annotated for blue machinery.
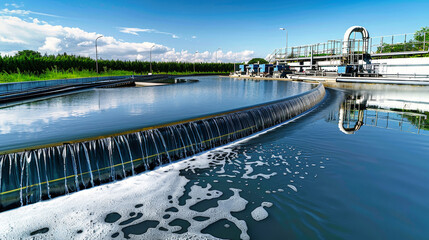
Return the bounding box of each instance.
[237,64,289,77]
[0,84,326,211]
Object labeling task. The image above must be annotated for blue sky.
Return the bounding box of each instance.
[0,0,428,62]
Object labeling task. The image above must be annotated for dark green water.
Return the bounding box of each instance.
[0,80,428,240]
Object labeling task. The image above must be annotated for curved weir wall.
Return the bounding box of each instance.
[0,84,325,211]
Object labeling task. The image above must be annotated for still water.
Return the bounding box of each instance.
[0,77,428,239]
[0,77,312,152]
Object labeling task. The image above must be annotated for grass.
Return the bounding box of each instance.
[0,69,229,83]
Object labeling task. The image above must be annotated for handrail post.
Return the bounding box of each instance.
[424,32,426,51]
[404,34,407,52]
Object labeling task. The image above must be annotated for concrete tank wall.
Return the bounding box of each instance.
[0,76,130,95]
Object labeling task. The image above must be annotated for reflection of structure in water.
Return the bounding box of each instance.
[329,94,428,135]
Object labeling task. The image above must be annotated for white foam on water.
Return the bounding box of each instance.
[218,174,236,178]
[215,162,226,174]
[261,202,273,208]
[250,202,273,222]
[251,207,268,221]
[245,161,267,166]
[0,148,251,240]
[242,165,277,180]
[271,154,284,160]
[242,152,251,160]
[287,184,298,192]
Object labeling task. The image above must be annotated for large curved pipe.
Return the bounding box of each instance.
[342,26,370,55]
[338,102,365,134]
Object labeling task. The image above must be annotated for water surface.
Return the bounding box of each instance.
[0,76,312,151]
[1,81,429,240]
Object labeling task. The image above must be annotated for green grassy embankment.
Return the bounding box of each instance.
[0,69,229,83]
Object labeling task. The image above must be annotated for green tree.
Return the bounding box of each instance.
[248,58,268,64]
[414,27,429,42]
[16,50,42,58]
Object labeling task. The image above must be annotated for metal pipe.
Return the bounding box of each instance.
[95,36,103,74]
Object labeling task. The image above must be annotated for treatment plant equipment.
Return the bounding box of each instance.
[258,64,273,77]
[267,26,429,78]
[247,64,259,76]
[235,64,290,78]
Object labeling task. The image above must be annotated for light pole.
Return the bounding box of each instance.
[194,51,198,72]
[215,48,221,63]
[279,28,288,58]
[150,45,155,74]
[95,35,103,74]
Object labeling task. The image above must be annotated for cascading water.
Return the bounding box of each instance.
[0,84,325,212]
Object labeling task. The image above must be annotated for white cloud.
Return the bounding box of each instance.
[0,35,26,44]
[0,8,60,18]
[119,27,149,35]
[5,3,23,8]
[191,36,197,39]
[39,37,62,52]
[119,27,180,39]
[0,16,254,62]
[0,50,18,57]
[0,8,29,15]
[77,41,92,46]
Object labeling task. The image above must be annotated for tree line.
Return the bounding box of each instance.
[0,50,236,74]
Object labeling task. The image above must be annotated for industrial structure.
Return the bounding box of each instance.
[233,26,429,82]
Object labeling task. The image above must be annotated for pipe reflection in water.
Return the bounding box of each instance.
[0,84,325,212]
[331,92,429,135]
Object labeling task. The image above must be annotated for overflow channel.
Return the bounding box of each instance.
[0,84,325,212]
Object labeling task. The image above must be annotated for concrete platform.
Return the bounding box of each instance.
[337,77,429,86]
[226,75,336,82]
[228,74,429,88]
